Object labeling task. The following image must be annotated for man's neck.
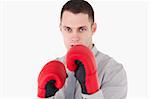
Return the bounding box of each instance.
[89,43,94,49]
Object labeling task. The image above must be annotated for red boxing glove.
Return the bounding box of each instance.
[38,60,67,98]
[66,45,100,94]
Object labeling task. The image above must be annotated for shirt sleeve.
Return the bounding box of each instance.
[99,59,128,99]
[74,81,104,99]
[82,90,104,99]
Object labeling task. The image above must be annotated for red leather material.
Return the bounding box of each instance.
[66,45,100,94]
[38,60,66,98]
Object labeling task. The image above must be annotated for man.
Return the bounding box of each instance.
[38,0,127,99]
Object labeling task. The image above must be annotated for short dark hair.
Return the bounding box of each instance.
[60,0,94,23]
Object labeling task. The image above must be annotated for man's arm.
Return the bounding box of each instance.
[75,59,127,99]
[100,61,127,99]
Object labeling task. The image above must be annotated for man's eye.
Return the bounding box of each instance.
[65,27,72,32]
[79,28,87,32]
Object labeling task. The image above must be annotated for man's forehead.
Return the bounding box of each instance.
[61,11,92,25]
[61,18,91,28]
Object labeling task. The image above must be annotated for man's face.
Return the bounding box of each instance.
[60,11,96,50]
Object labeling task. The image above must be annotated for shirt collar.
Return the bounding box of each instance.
[91,44,98,56]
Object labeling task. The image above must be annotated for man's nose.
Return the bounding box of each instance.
[71,32,80,42]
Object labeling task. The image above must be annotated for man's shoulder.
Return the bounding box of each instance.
[56,56,65,63]
[96,50,124,73]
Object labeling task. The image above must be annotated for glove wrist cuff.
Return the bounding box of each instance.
[38,87,45,98]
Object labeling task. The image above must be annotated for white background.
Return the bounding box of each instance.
[0,0,150,99]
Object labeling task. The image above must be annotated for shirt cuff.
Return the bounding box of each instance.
[82,90,104,99]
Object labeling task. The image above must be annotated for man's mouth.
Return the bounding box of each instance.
[70,45,74,47]
[70,44,81,48]
[70,43,82,48]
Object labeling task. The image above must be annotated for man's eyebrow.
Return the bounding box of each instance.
[78,26,88,28]
[63,25,87,29]
[63,26,71,28]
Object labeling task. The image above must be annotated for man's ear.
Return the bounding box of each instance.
[92,22,97,33]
